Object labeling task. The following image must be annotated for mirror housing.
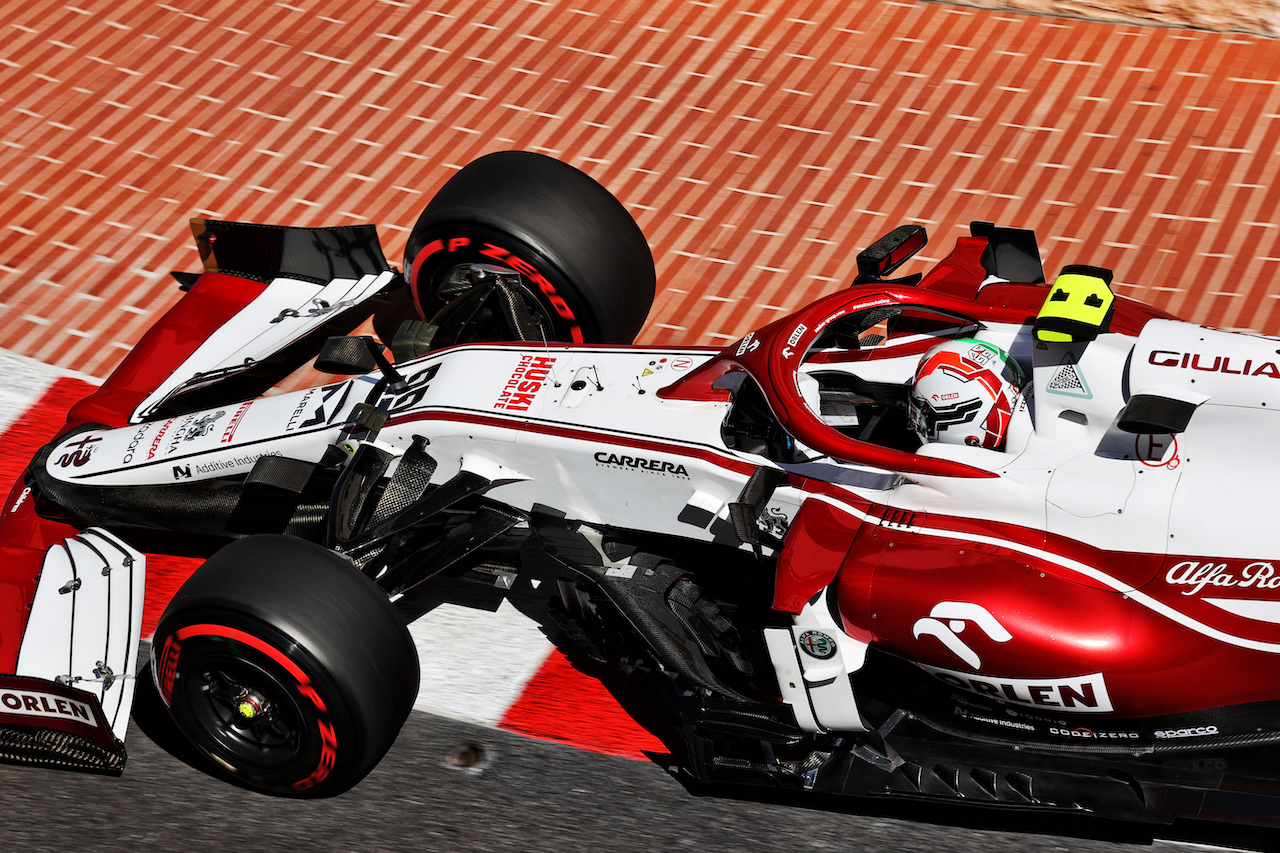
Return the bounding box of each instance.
[855,224,927,283]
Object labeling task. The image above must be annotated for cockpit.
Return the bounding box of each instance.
[707,285,1023,481]
[721,304,987,464]
[663,221,1183,481]
[682,231,1041,480]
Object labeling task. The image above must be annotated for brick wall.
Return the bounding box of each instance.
[955,0,1280,35]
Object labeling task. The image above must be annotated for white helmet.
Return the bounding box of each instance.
[909,339,1024,449]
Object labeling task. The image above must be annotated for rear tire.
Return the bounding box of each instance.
[404,151,655,344]
[151,535,419,797]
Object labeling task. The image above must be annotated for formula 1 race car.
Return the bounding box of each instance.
[4,151,1280,825]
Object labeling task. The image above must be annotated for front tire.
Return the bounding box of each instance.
[404,151,655,345]
[151,535,419,797]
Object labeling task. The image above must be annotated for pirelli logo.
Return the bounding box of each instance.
[0,688,99,727]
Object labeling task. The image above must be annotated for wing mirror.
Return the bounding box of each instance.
[854,224,927,284]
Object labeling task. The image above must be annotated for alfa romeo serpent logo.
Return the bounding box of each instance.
[798,630,837,659]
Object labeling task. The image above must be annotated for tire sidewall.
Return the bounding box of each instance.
[154,609,362,796]
[151,535,419,797]
[404,150,655,345]
[406,223,598,343]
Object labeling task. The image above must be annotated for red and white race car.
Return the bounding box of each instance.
[2,151,1278,824]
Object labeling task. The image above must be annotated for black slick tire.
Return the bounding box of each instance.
[151,535,419,797]
[404,150,655,344]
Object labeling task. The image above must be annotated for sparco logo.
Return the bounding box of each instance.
[1154,725,1219,739]
[593,452,689,477]
[1165,560,1280,596]
[1148,350,1280,378]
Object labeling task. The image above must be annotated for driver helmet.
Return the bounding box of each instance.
[909,338,1024,449]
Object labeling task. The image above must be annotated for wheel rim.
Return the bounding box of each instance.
[182,652,310,771]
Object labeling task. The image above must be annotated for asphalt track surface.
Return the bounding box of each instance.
[0,674,1273,853]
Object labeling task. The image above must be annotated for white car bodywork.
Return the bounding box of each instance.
[34,248,1280,745]
[15,528,144,744]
